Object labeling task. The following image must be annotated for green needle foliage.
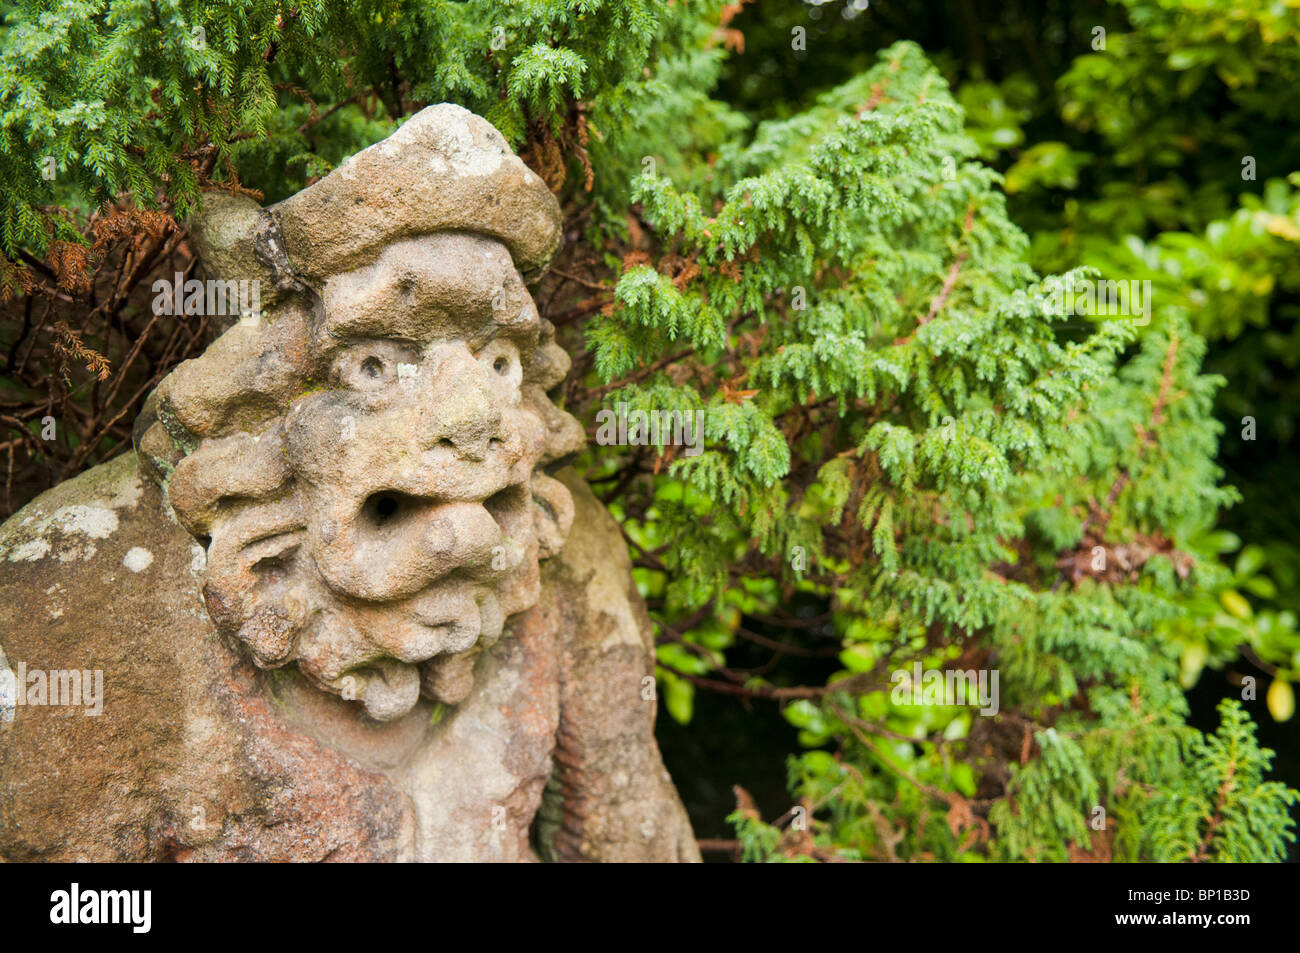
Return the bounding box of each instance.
[2,0,1294,862]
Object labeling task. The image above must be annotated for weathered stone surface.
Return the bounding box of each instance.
[274,103,562,283]
[0,454,414,861]
[186,191,286,319]
[540,469,700,862]
[0,454,696,861]
[0,102,698,862]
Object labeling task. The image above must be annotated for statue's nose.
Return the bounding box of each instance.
[419,345,504,461]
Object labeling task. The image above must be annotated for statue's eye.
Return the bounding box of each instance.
[332,339,418,391]
[476,339,521,400]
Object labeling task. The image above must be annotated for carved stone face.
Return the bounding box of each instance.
[137,104,582,721]
[142,229,580,721]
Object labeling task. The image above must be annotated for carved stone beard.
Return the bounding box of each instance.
[153,233,580,721]
[200,463,570,722]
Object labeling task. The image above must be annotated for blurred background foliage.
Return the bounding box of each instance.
[724,0,1300,702]
[703,0,1300,860]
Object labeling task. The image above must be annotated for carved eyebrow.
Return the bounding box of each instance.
[344,336,423,351]
[323,336,422,367]
[329,319,531,359]
[467,325,507,353]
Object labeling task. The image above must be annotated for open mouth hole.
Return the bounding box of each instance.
[363,490,423,530]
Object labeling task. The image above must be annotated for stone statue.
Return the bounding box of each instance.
[0,104,700,862]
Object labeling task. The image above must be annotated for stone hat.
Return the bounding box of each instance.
[273,103,562,284]
[189,103,562,296]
